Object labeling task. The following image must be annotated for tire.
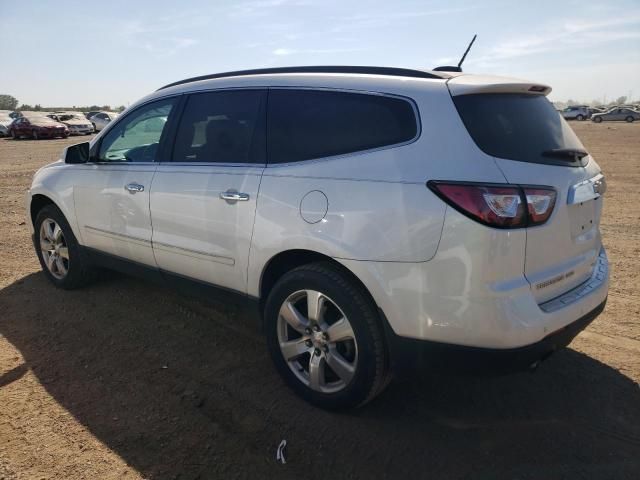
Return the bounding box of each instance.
[34,204,96,289]
[11,129,19,140]
[92,122,97,132]
[32,129,39,140]
[576,114,584,121]
[265,261,390,409]
[593,116,603,123]
[626,116,634,123]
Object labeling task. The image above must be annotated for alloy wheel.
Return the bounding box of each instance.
[277,289,358,393]
[39,218,69,279]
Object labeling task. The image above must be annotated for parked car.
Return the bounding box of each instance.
[25,66,608,409]
[49,112,94,135]
[591,107,640,123]
[90,111,118,131]
[85,111,101,120]
[560,106,590,121]
[0,112,12,137]
[10,115,69,139]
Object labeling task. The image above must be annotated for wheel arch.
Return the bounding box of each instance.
[259,249,378,311]
[30,194,58,226]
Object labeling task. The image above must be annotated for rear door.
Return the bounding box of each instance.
[149,89,266,294]
[450,85,604,303]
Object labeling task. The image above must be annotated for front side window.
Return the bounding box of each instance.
[98,98,176,162]
[172,90,266,163]
[267,89,418,164]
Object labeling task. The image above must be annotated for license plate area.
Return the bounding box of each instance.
[568,198,597,238]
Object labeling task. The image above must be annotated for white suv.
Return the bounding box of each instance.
[26,66,609,409]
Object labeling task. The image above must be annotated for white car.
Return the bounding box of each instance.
[0,113,12,136]
[89,111,118,131]
[49,112,94,135]
[26,66,608,409]
[560,106,590,121]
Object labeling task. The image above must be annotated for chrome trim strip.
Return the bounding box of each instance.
[567,173,605,204]
[152,241,235,266]
[539,248,608,313]
[84,225,151,247]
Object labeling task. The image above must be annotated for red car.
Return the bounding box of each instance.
[10,115,69,139]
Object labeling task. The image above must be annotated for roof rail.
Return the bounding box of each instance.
[157,65,448,90]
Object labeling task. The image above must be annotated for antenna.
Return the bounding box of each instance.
[457,34,477,69]
[433,34,477,73]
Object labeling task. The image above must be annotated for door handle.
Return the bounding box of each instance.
[124,183,144,194]
[220,191,250,202]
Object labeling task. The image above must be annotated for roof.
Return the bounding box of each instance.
[158,65,452,91]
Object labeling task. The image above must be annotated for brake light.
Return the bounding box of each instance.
[427,181,556,228]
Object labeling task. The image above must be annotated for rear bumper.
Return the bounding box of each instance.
[384,298,606,375]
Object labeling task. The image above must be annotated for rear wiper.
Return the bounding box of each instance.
[542,148,589,160]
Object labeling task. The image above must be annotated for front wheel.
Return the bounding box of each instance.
[576,114,584,121]
[34,205,96,289]
[32,129,39,140]
[265,262,390,409]
[593,116,603,123]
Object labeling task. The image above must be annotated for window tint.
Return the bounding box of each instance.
[453,93,585,166]
[98,98,176,162]
[172,90,266,163]
[267,89,418,164]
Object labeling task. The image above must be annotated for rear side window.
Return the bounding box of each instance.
[453,93,585,166]
[267,89,418,164]
[172,90,266,164]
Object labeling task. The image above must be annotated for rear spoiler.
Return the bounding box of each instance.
[447,74,552,96]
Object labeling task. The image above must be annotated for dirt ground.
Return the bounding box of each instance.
[0,123,639,480]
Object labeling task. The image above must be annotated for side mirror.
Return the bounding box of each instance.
[64,142,90,164]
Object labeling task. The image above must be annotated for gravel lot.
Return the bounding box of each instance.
[0,123,639,479]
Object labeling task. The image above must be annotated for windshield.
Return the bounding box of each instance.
[453,93,586,166]
[60,114,85,121]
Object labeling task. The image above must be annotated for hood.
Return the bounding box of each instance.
[31,120,67,128]
[62,119,91,126]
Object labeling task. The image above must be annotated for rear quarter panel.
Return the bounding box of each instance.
[247,80,510,297]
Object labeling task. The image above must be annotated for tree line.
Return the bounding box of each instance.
[0,94,125,112]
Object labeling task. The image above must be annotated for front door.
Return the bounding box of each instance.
[150,89,267,294]
[73,97,178,266]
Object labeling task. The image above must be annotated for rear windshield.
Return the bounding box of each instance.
[453,93,586,165]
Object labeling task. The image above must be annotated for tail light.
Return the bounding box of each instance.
[427,181,556,229]
[523,187,556,225]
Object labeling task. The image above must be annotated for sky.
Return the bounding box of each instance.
[1,0,639,107]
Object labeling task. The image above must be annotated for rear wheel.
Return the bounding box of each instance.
[11,129,19,139]
[32,129,39,140]
[626,116,634,123]
[593,116,603,123]
[576,114,584,121]
[34,205,96,289]
[265,262,390,409]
